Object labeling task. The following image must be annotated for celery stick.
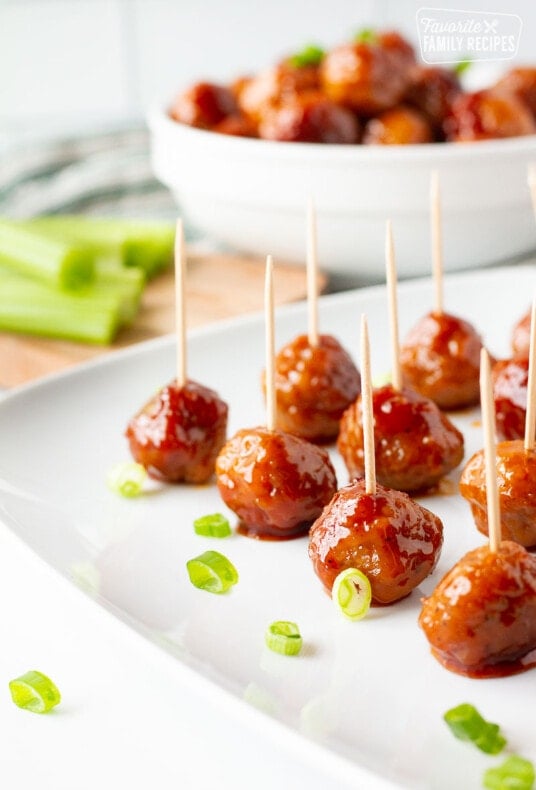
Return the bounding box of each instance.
[0,219,94,290]
[28,216,175,278]
[0,270,120,344]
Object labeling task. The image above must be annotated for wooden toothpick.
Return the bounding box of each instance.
[174,218,187,388]
[265,255,276,431]
[306,197,319,347]
[385,220,402,391]
[430,171,444,315]
[524,297,536,451]
[480,348,501,553]
[361,314,376,496]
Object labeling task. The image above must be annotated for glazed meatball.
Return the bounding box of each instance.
[215,427,337,539]
[419,541,536,677]
[492,357,528,441]
[213,114,257,137]
[337,384,464,492]
[258,92,360,143]
[269,334,361,442]
[321,31,416,116]
[495,67,536,117]
[512,309,531,359]
[362,105,433,145]
[308,479,443,604]
[405,65,461,133]
[444,89,536,141]
[239,61,320,126]
[126,380,228,484]
[169,82,238,129]
[400,311,483,410]
[460,440,536,548]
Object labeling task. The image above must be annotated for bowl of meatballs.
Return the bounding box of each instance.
[149,29,536,281]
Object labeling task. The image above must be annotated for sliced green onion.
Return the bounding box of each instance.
[265,621,303,656]
[354,28,377,44]
[483,755,535,790]
[454,59,472,76]
[332,568,372,621]
[0,219,94,290]
[288,44,325,69]
[193,513,232,538]
[107,462,147,497]
[444,703,506,754]
[186,550,238,594]
[9,670,61,714]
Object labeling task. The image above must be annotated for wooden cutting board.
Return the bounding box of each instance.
[0,251,326,388]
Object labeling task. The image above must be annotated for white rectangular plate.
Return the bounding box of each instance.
[0,264,534,790]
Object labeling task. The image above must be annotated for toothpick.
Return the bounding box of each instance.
[174,218,187,388]
[528,163,536,217]
[306,197,319,347]
[480,348,501,553]
[524,297,536,450]
[265,255,276,431]
[385,220,402,391]
[361,314,376,496]
[430,171,444,315]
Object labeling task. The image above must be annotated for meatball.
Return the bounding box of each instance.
[512,309,531,359]
[492,357,528,441]
[460,440,536,548]
[337,384,464,492]
[362,105,433,145]
[405,65,461,133]
[126,380,228,484]
[213,114,257,137]
[238,61,320,126]
[308,479,443,604]
[215,427,337,539]
[321,31,416,116]
[266,334,361,442]
[169,82,238,129]
[495,67,536,117]
[444,89,536,141]
[258,92,359,144]
[419,541,536,677]
[400,311,483,410]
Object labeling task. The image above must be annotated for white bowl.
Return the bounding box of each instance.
[149,105,536,283]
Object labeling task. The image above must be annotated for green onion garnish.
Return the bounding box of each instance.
[9,670,61,714]
[193,513,232,538]
[186,550,238,594]
[354,28,377,44]
[288,44,325,69]
[444,703,506,754]
[265,621,303,656]
[332,567,372,621]
[483,755,535,790]
[453,59,472,76]
[107,461,147,497]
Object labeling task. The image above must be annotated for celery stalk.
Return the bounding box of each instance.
[0,270,121,344]
[0,219,94,290]
[28,216,175,278]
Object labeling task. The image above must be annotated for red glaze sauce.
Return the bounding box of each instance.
[459,440,536,548]
[400,311,483,410]
[125,379,228,484]
[215,426,337,539]
[308,479,443,604]
[419,541,536,677]
[492,358,528,441]
[337,384,464,492]
[512,308,531,359]
[269,333,361,443]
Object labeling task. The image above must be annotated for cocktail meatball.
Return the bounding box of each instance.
[362,105,433,145]
[169,82,238,129]
[444,89,536,141]
[258,92,359,143]
[492,357,528,441]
